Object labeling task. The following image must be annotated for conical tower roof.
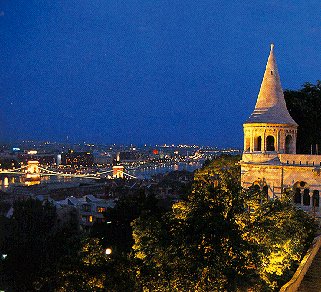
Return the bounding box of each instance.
[246,44,298,126]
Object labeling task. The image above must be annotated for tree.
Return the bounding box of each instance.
[91,190,166,254]
[284,81,321,154]
[0,199,57,291]
[237,189,316,290]
[132,155,316,291]
[132,156,254,291]
[0,198,81,291]
[48,237,138,292]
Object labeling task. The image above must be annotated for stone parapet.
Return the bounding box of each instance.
[280,154,321,167]
[241,153,279,163]
[280,235,321,292]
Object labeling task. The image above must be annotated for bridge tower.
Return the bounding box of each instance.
[25,160,41,184]
[113,165,124,179]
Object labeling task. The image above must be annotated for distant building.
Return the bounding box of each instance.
[17,151,56,165]
[56,195,115,226]
[240,44,321,216]
[116,151,140,162]
[61,150,94,167]
[94,153,113,166]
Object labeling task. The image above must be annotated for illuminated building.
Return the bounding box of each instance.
[61,150,94,167]
[240,44,321,215]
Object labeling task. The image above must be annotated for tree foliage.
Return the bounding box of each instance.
[285,81,321,154]
[132,156,316,291]
[237,188,316,290]
[91,190,165,255]
[132,156,250,291]
[39,235,138,292]
[0,198,81,291]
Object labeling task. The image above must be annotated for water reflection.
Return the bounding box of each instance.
[3,177,9,188]
[0,175,21,190]
[0,174,56,191]
[24,180,41,187]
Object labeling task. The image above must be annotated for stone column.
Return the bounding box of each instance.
[293,130,297,154]
[316,191,321,216]
[280,129,285,153]
[310,191,313,207]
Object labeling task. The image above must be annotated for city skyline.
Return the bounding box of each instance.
[1,1,320,146]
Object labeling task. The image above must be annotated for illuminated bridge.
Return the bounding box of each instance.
[0,161,137,180]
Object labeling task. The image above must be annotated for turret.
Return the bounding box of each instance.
[243,44,298,154]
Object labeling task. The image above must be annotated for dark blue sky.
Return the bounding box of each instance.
[1,1,320,147]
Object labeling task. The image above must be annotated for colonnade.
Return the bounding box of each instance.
[293,188,321,208]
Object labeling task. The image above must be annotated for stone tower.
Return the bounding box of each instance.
[241,45,321,205]
[243,44,298,156]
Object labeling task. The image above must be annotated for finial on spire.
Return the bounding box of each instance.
[270,43,274,51]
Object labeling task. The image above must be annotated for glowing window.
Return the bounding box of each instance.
[97,207,106,213]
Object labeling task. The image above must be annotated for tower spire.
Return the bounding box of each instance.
[246,44,297,125]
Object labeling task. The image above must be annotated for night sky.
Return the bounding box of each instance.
[1,1,320,147]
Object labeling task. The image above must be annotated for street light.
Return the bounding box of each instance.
[105,248,112,255]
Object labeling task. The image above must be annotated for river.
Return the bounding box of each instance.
[0,161,204,191]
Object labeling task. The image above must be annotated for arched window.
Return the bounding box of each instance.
[285,135,293,154]
[254,136,262,151]
[294,188,301,204]
[313,190,320,207]
[303,189,310,206]
[266,136,275,151]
